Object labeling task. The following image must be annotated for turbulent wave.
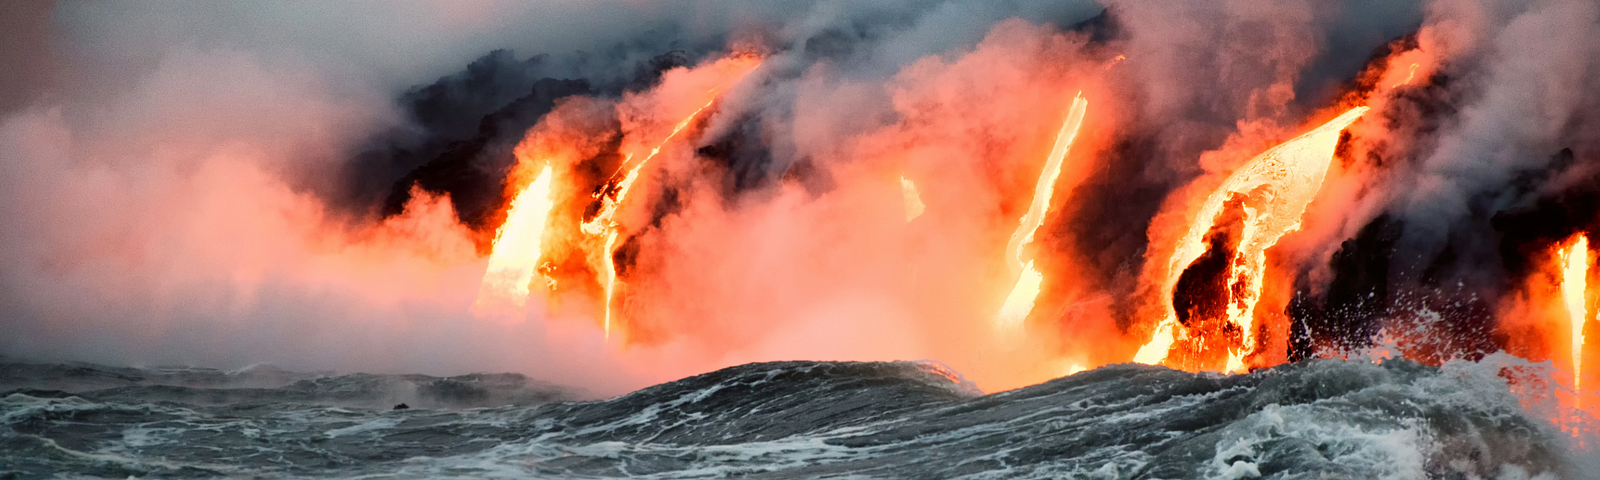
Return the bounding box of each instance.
[0,358,1584,479]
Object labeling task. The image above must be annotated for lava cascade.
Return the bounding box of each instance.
[546,55,760,339]
[474,165,556,314]
[994,93,1089,336]
[1134,107,1369,373]
[1560,235,1589,396]
[584,97,720,339]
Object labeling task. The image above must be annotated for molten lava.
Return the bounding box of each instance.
[1135,106,1370,372]
[901,176,925,222]
[585,98,716,338]
[1560,235,1589,393]
[994,93,1088,334]
[580,96,720,238]
[474,164,557,313]
[580,59,761,338]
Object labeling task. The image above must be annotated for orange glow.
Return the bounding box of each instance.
[1135,107,1369,372]
[994,93,1088,334]
[1560,235,1589,394]
[474,164,556,315]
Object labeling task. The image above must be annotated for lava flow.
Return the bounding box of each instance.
[1560,235,1589,395]
[473,164,556,315]
[579,60,761,339]
[901,176,925,222]
[1135,106,1370,372]
[993,93,1089,335]
[585,99,712,338]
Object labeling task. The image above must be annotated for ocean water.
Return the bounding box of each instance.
[0,356,1589,479]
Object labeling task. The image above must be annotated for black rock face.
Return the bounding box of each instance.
[347,49,695,244]
[381,77,593,234]
[1494,149,1600,280]
[341,50,576,213]
[1288,214,1402,361]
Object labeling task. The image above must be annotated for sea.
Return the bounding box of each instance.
[1,355,1592,479]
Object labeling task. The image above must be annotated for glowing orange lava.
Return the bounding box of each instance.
[994,93,1088,334]
[1560,235,1589,394]
[901,176,925,222]
[474,164,556,314]
[580,96,720,238]
[585,98,715,338]
[582,59,761,338]
[1135,106,1369,372]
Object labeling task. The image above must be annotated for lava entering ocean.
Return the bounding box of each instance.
[331,4,1600,416]
[994,93,1088,338]
[474,164,556,315]
[10,1,1600,452]
[1560,235,1589,397]
[1135,107,1369,373]
[577,56,762,340]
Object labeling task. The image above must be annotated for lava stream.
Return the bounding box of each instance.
[993,93,1088,334]
[588,98,716,338]
[901,176,925,222]
[1134,106,1369,372]
[582,61,760,338]
[474,164,557,314]
[1560,234,1589,394]
[580,95,721,238]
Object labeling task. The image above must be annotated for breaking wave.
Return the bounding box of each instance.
[0,357,1589,478]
